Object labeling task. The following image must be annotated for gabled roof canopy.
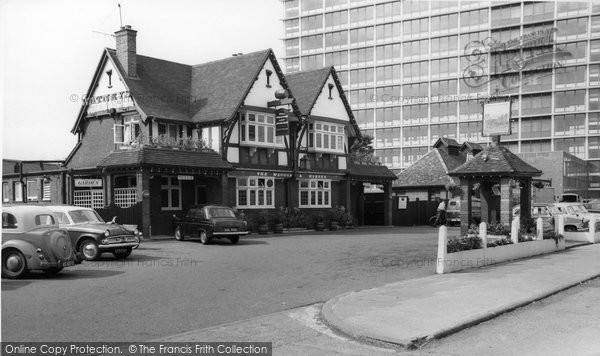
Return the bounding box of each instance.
[449,143,542,177]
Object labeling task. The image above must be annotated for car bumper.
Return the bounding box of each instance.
[98,242,140,250]
[212,231,249,236]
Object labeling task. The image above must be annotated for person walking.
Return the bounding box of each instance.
[435,198,447,226]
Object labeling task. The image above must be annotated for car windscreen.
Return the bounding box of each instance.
[207,207,236,218]
[68,210,104,224]
[572,205,588,214]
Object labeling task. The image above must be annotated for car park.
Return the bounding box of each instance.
[172,205,248,244]
[46,205,141,261]
[2,205,80,278]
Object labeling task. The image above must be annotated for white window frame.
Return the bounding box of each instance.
[2,182,9,202]
[114,115,140,144]
[239,112,284,148]
[299,179,331,208]
[42,180,51,201]
[26,180,39,201]
[236,177,275,209]
[161,176,182,211]
[307,121,346,153]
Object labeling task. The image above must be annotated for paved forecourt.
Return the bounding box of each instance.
[321,244,600,349]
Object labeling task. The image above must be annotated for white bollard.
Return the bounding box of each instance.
[589,217,596,243]
[556,215,565,235]
[437,225,448,274]
[511,217,520,244]
[537,217,544,240]
[479,222,487,249]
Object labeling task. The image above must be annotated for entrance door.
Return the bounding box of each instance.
[196,185,207,205]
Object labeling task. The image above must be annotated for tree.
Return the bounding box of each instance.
[348,135,380,165]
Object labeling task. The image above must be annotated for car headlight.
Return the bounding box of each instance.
[104,230,110,237]
[134,228,139,235]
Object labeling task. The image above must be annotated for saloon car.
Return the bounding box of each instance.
[2,205,80,278]
[512,203,555,232]
[551,203,600,232]
[46,205,141,260]
[172,205,248,244]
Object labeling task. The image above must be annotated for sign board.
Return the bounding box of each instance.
[228,170,293,179]
[275,108,289,136]
[397,196,408,210]
[74,179,103,188]
[482,101,511,136]
[177,175,194,181]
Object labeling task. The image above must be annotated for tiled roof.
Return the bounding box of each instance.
[394,149,460,188]
[2,160,64,175]
[97,147,232,170]
[105,49,275,124]
[285,67,331,115]
[190,50,273,123]
[460,141,483,152]
[433,137,460,149]
[107,49,192,122]
[450,143,542,177]
[347,162,397,181]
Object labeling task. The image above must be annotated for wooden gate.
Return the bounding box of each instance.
[96,203,142,227]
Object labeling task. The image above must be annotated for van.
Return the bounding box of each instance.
[446,198,481,226]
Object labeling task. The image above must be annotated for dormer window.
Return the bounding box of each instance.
[106,69,113,88]
[265,69,273,88]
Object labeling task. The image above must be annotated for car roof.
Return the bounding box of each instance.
[45,205,94,213]
[2,205,59,231]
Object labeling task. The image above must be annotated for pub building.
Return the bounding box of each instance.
[2,26,396,236]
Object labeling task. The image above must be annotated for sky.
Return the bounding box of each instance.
[0,0,283,161]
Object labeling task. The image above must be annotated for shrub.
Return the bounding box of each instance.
[447,235,482,253]
[487,222,510,236]
[543,230,564,246]
[487,237,513,248]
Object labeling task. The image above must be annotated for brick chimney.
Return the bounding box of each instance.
[115,25,137,77]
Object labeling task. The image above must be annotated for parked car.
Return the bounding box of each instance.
[512,203,554,232]
[551,203,599,232]
[46,205,141,260]
[172,205,248,244]
[2,205,80,278]
[584,199,600,213]
[445,197,482,226]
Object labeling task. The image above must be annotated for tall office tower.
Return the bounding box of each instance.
[282,0,600,194]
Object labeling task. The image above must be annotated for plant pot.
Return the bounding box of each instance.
[273,223,284,234]
[330,221,339,231]
[316,222,325,231]
[258,224,269,235]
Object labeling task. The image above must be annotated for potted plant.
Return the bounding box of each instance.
[315,214,325,231]
[256,211,269,235]
[272,209,284,234]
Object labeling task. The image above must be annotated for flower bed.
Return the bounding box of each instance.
[437,222,566,274]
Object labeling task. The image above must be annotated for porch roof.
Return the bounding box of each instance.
[97,147,232,170]
[449,143,542,178]
[347,162,397,182]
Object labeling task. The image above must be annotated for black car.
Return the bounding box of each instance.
[172,205,248,244]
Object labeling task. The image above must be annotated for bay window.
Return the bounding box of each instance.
[299,179,331,208]
[236,177,274,208]
[114,115,141,144]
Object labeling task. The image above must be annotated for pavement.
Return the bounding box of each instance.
[321,243,600,350]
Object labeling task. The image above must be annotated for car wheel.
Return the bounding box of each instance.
[174,227,184,241]
[79,240,100,261]
[229,236,240,244]
[113,248,132,259]
[2,249,28,279]
[200,231,211,245]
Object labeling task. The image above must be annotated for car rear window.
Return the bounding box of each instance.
[2,213,18,229]
[207,207,236,218]
[35,214,55,226]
